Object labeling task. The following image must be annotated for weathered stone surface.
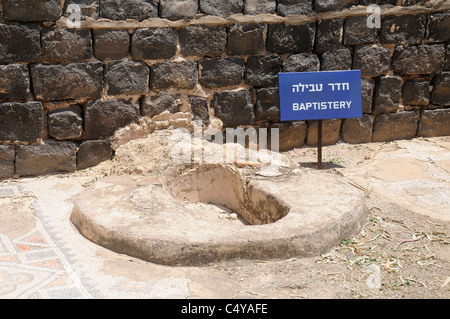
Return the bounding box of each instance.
[427,11,450,43]
[314,0,359,12]
[256,87,279,122]
[31,62,103,101]
[179,25,227,57]
[93,29,130,60]
[0,101,43,143]
[160,0,198,20]
[15,141,77,177]
[150,60,198,90]
[0,23,41,63]
[132,28,177,60]
[431,72,450,106]
[374,76,402,114]
[211,90,255,127]
[315,18,343,53]
[63,0,99,20]
[105,61,149,96]
[341,115,374,144]
[189,96,209,125]
[0,145,15,180]
[77,140,113,170]
[48,106,82,140]
[245,55,281,87]
[199,0,243,17]
[277,0,313,16]
[360,0,396,4]
[244,0,276,15]
[418,109,450,137]
[199,57,244,88]
[402,80,430,106]
[100,0,158,21]
[306,119,341,146]
[381,14,426,45]
[141,93,183,117]
[41,28,92,62]
[270,121,307,151]
[84,99,140,139]
[343,15,377,46]
[0,64,30,102]
[372,111,419,142]
[446,45,450,71]
[227,24,266,56]
[267,23,315,54]
[353,45,391,77]
[392,45,445,75]
[283,53,320,72]
[3,0,61,22]
[361,78,375,114]
[321,48,351,71]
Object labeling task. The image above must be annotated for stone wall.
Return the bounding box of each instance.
[0,0,449,179]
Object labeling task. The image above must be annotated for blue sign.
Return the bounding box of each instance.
[279,70,362,121]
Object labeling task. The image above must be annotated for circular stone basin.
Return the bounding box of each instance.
[71,164,367,266]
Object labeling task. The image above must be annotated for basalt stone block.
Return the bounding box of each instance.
[0,64,30,102]
[402,80,430,106]
[267,23,315,54]
[48,106,83,140]
[63,0,100,20]
[132,28,177,60]
[199,57,245,88]
[418,109,450,137]
[100,0,158,21]
[427,11,450,43]
[314,0,359,12]
[374,76,402,114]
[446,45,450,71]
[381,14,426,45]
[353,45,391,78]
[343,15,377,46]
[77,140,113,170]
[141,93,183,118]
[306,119,342,146]
[189,96,209,125]
[0,23,41,63]
[3,0,61,22]
[244,0,276,15]
[199,0,243,17]
[270,121,307,151]
[179,25,227,57]
[227,23,266,56]
[0,145,15,180]
[211,90,255,128]
[372,111,419,142]
[150,60,198,90]
[15,141,77,177]
[105,61,149,96]
[31,62,103,101]
[245,55,281,87]
[84,99,140,139]
[341,115,374,144]
[431,72,450,106]
[315,18,343,53]
[283,53,320,72]
[361,78,375,114]
[255,87,280,122]
[93,29,130,60]
[321,49,352,71]
[41,28,92,62]
[392,45,445,75]
[277,0,313,16]
[160,0,198,20]
[0,101,43,143]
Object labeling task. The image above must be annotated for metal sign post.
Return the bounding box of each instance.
[278,70,363,169]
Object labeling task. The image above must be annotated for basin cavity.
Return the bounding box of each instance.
[71,163,367,266]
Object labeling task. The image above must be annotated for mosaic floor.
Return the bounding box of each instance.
[0,177,190,299]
